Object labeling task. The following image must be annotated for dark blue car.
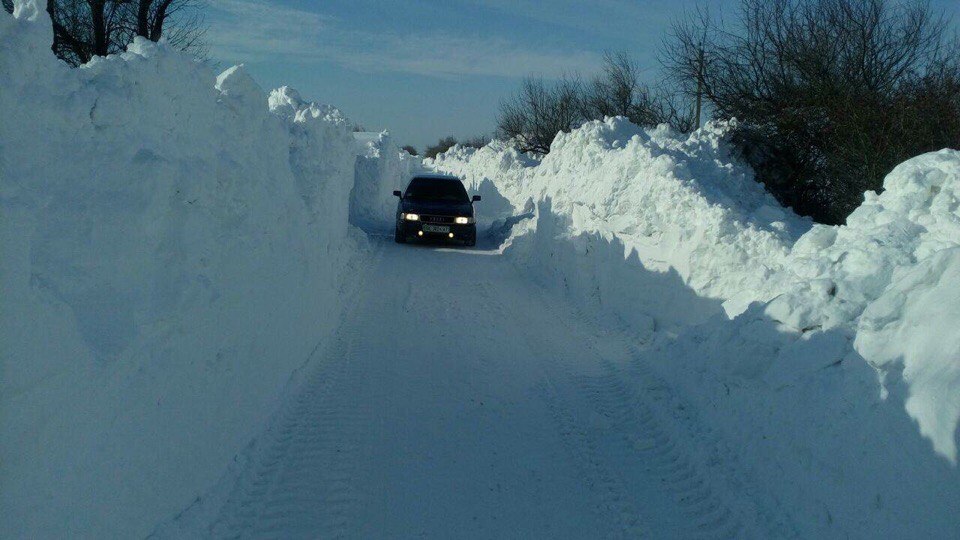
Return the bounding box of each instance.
[393,174,481,246]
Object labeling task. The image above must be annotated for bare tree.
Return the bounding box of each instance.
[2,0,13,14]
[424,136,459,159]
[580,51,674,127]
[43,0,125,65]
[663,0,960,224]
[581,52,643,119]
[134,0,206,54]
[461,135,490,149]
[401,145,419,156]
[24,0,206,67]
[662,6,714,130]
[497,76,584,155]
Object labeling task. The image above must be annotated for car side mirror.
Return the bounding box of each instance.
[393,190,403,198]
[472,195,482,202]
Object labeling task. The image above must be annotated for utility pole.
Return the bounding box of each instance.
[694,43,704,129]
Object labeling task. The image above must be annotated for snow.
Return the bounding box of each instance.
[4,4,960,538]
[430,119,812,329]
[349,130,423,231]
[1,7,365,538]
[856,248,960,463]
[431,122,960,537]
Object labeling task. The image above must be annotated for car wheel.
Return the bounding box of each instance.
[466,235,476,247]
[394,227,406,244]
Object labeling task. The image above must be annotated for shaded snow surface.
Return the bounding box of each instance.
[3,4,959,539]
[431,121,960,538]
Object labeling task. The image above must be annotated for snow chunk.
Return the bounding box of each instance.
[768,149,960,331]
[856,247,960,463]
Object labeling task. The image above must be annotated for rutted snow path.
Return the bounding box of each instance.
[178,239,773,539]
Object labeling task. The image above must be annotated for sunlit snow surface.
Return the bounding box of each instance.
[2,2,959,539]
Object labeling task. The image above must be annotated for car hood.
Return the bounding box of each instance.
[401,200,473,216]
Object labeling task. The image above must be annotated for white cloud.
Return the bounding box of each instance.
[206,0,601,78]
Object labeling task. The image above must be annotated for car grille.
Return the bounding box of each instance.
[420,215,455,224]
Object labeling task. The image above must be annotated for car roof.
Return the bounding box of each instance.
[409,173,462,182]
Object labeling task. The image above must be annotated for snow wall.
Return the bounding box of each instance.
[4,2,959,537]
[0,6,388,537]
[350,131,423,232]
[431,120,813,329]
[430,119,960,537]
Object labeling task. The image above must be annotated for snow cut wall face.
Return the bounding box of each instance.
[1,8,360,539]
[430,119,812,328]
[350,131,423,231]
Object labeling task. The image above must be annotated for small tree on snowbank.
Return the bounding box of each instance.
[663,0,960,224]
[497,54,696,155]
[424,136,459,159]
[581,52,696,132]
[461,135,491,149]
[7,0,207,67]
[497,76,583,155]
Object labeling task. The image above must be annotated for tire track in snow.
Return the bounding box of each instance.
[517,276,776,539]
[616,346,800,538]
[574,365,748,540]
[209,323,370,539]
[536,377,646,539]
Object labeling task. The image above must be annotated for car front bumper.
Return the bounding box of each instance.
[398,221,476,241]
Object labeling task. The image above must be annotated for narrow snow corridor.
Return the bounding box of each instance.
[181,239,767,539]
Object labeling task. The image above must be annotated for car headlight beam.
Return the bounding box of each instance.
[403,213,420,221]
[454,216,474,224]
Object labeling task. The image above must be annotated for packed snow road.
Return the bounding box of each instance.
[173,238,771,539]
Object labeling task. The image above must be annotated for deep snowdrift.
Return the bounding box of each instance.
[431,122,960,537]
[431,119,812,329]
[649,150,960,538]
[1,6,364,538]
[350,130,423,231]
[4,1,958,537]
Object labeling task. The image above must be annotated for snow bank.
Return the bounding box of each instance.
[856,247,960,464]
[350,130,422,231]
[647,151,960,538]
[1,8,364,538]
[432,120,960,536]
[431,118,811,329]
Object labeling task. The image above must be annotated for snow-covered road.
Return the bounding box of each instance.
[175,238,771,539]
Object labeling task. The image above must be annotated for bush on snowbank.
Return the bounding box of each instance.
[1,7,362,538]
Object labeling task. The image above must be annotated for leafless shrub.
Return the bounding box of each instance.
[663,0,960,224]
[581,51,684,128]
[461,135,491,149]
[496,76,584,155]
[497,53,700,156]
[31,1,206,67]
[424,136,459,159]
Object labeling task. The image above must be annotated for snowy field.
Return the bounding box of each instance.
[2,4,959,539]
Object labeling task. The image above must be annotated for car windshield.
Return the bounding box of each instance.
[404,177,469,202]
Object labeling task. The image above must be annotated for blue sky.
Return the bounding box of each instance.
[206,0,960,151]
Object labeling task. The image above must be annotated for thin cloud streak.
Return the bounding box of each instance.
[206,0,601,78]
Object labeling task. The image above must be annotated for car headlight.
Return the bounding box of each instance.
[454,216,474,224]
[402,213,420,221]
